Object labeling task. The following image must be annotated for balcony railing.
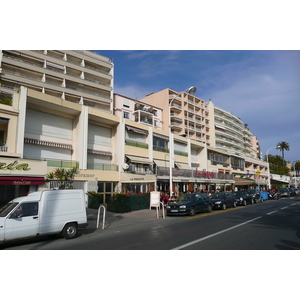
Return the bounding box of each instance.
[23,157,79,168]
[156,166,234,180]
[125,140,148,149]
[87,163,118,171]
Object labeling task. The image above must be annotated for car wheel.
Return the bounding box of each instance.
[189,207,196,216]
[233,201,236,208]
[222,203,226,210]
[243,199,247,206]
[207,204,212,213]
[62,223,78,239]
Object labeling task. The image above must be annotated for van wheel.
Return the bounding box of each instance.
[62,223,78,239]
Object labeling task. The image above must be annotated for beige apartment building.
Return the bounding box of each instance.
[142,88,211,144]
[0,50,114,112]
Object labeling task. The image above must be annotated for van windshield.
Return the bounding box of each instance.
[0,202,19,217]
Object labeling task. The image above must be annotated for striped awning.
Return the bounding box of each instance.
[234,177,254,186]
[126,155,152,164]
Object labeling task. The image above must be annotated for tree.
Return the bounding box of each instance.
[276,141,290,166]
[267,154,290,176]
[46,167,79,189]
[294,160,300,176]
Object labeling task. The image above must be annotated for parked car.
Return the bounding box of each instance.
[233,190,254,206]
[278,187,291,197]
[166,193,212,216]
[246,189,263,203]
[210,192,236,210]
[295,188,300,195]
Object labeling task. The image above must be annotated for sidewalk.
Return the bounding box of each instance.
[86,207,165,230]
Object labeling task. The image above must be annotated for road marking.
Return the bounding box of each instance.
[280,206,289,210]
[266,210,278,215]
[172,216,262,250]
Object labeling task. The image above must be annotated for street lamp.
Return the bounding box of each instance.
[266,145,281,189]
[169,87,197,197]
[292,161,297,188]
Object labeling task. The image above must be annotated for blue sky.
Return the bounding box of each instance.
[94,50,300,163]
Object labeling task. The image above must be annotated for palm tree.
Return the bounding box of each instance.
[276,141,290,166]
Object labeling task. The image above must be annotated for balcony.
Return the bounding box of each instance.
[125,140,148,149]
[87,163,118,171]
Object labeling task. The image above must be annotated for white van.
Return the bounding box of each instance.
[0,189,88,244]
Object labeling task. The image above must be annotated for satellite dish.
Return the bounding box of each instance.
[122,163,129,170]
[187,86,197,95]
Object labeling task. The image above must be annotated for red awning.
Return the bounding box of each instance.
[0,176,45,185]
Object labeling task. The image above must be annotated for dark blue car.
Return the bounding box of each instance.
[166,193,212,216]
[210,192,237,210]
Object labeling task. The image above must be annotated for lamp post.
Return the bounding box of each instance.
[169,87,196,197]
[293,161,297,188]
[266,145,281,189]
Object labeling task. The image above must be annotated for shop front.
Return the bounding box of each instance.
[120,172,156,195]
[156,165,234,195]
[0,158,47,205]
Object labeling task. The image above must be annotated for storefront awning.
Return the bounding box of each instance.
[0,176,45,185]
[234,177,255,186]
[126,155,152,164]
[271,178,289,185]
[175,162,192,170]
[154,160,170,168]
[126,125,148,135]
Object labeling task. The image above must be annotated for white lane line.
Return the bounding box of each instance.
[267,210,278,215]
[280,206,289,210]
[172,216,262,250]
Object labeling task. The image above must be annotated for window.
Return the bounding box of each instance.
[231,157,244,170]
[210,152,229,165]
[123,111,130,119]
[153,136,168,152]
[14,202,39,218]
[123,99,130,108]
[88,124,112,147]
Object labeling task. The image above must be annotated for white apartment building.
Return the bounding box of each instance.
[113,93,163,129]
[0,50,114,112]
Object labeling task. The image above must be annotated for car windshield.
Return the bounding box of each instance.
[210,193,225,199]
[176,194,195,202]
[247,190,256,194]
[0,202,18,217]
[233,191,244,196]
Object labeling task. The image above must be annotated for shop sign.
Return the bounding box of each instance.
[195,169,215,179]
[0,160,31,171]
[13,180,31,185]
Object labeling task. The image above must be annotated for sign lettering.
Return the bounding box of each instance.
[195,169,215,179]
[0,160,31,171]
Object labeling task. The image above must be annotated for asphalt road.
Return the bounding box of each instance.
[2,196,300,250]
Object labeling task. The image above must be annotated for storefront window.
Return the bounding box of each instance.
[97,182,118,203]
